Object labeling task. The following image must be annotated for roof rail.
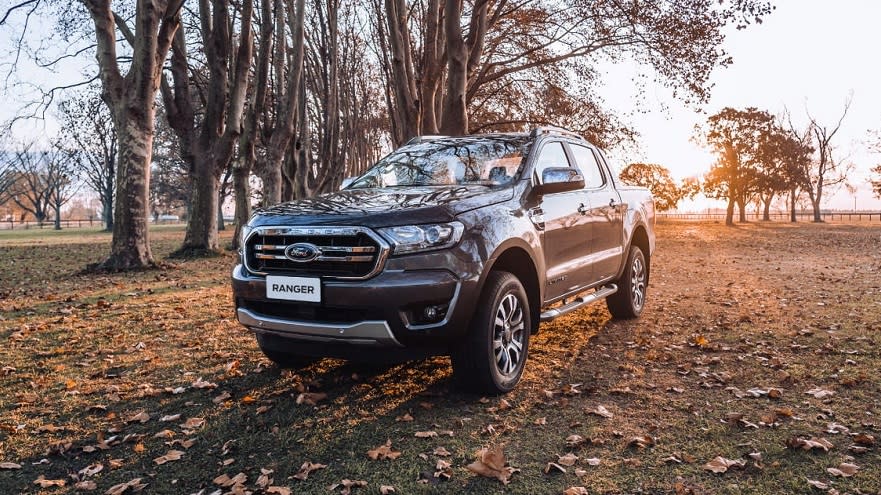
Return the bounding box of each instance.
[405,135,450,145]
[530,126,584,141]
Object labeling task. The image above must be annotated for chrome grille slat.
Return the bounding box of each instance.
[243,225,390,280]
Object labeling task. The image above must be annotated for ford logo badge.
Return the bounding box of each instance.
[285,242,321,263]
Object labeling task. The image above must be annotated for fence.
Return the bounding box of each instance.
[658,211,881,222]
[0,218,185,231]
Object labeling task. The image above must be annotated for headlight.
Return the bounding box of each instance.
[239,223,253,254]
[378,222,464,255]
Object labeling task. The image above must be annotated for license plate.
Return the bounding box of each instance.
[266,276,321,303]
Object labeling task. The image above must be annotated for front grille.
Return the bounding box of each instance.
[244,226,388,279]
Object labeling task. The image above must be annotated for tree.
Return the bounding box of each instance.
[3,142,77,228]
[701,107,777,225]
[375,0,774,142]
[871,165,881,198]
[57,87,117,231]
[618,163,694,211]
[160,0,255,254]
[799,98,853,222]
[754,128,812,221]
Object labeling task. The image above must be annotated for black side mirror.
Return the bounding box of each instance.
[534,167,585,195]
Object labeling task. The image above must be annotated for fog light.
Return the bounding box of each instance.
[419,304,448,324]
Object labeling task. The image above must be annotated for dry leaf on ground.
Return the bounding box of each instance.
[296,392,327,406]
[627,435,655,449]
[328,479,367,495]
[465,445,519,485]
[788,436,834,452]
[380,485,395,494]
[704,456,746,473]
[33,476,66,488]
[806,387,835,399]
[105,478,147,495]
[0,462,21,470]
[588,405,613,419]
[564,488,589,495]
[827,462,859,477]
[414,431,437,438]
[153,449,184,465]
[558,453,578,466]
[266,487,291,495]
[367,440,401,460]
[292,461,326,481]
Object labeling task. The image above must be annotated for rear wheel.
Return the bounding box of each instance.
[606,245,648,319]
[256,334,315,368]
[452,271,531,394]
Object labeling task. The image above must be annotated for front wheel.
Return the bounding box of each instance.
[606,245,648,319]
[452,271,531,394]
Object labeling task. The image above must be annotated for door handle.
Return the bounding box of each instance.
[577,203,588,215]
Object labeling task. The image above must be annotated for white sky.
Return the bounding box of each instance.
[602,0,881,211]
[2,1,880,211]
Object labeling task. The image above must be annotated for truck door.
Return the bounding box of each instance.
[532,141,594,300]
[568,144,625,283]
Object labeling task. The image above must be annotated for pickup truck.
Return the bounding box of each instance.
[232,127,655,394]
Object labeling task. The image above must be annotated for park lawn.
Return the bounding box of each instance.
[0,221,880,494]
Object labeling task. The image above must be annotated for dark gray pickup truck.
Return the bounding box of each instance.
[233,127,655,393]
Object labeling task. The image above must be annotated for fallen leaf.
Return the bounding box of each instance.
[558,453,578,467]
[534,417,547,426]
[627,435,655,449]
[465,445,519,485]
[126,411,150,424]
[328,479,367,494]
[806,387,835,399]
[153,449,185,465]
[367,440,401,461]
[292,461,326,481]
[266,487,291,495]
[33,476,66,488]
[565,435,586,448]
[703,456,747,473]
[395,413,413,422]
[788,436,834,452]
[179,417,205,429]
[153,429,175,439]
[584,457,601,466]
[434,459,453,479]
[0,462,21,470]
[806,479,829,489]
[544,462,566,474]
[588,405,613,419]
[191,377,218,389]
[213,472,247,487]
[75,480,98,491]
[563,488,589,495]
[79,463,104,477]
[104,478,147,495]
[853,433,875,446]
[380,485,395,494]
[827,462,859,477]
[415,431,437,438]
[433,447,451,457]
[296,392,327,406]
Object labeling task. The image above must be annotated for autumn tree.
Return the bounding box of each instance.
[57,87,117,231]
[871,165,881,198]
[618,163,695,211]
[700,107,777,225]
[375,0,774,143]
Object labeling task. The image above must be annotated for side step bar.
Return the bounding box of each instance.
[539,284,618,322]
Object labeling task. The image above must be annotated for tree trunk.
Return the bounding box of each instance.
[217,194,225,231]
[179,159,220,254]
[725,197,735,226]
[102,110,155,270]
[440,0,468,136]
[812,198,822,222]
[789,187,797,223]
[231,162,251,251]
[737,200,747,223]
[54,203,62,230]
[102,183,114,231]
[762,197,771,221]
[260,166,283,207]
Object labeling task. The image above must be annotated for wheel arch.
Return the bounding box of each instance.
[484,245,542,334]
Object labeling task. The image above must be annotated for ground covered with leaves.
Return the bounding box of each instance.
[1,221,880,494]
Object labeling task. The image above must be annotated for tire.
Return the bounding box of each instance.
[256,334,315,369]
[606,244,648,319]
[451,271,531,394]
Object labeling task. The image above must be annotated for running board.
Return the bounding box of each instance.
[539,284,618,322]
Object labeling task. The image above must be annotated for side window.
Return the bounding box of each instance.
[569,144,605,188]
[533,142,571,183]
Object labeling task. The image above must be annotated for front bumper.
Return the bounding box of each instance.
[231,262,478,351]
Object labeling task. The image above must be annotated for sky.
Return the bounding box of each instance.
[1,1,880,212]
[601,0,881,211]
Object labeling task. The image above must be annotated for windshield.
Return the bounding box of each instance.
[348,136,530,189]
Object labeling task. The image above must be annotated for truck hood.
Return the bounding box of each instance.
[250,185,514,228]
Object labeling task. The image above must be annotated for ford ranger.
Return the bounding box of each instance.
[232,127,655,394]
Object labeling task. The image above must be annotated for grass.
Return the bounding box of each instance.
[1,221,880,494]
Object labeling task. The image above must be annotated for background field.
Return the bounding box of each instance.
[1,221,880,494]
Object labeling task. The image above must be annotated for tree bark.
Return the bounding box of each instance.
[737,200,747,223]
[725,197,734,226]
[231,161,251,250]
[180,157,220,254]
[789,187,797,223]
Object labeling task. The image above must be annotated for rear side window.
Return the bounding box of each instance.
[569,144,605,188]
[533,142,571,183]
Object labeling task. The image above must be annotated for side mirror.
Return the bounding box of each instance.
[340,176,356,190]
[534,167,584,195]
